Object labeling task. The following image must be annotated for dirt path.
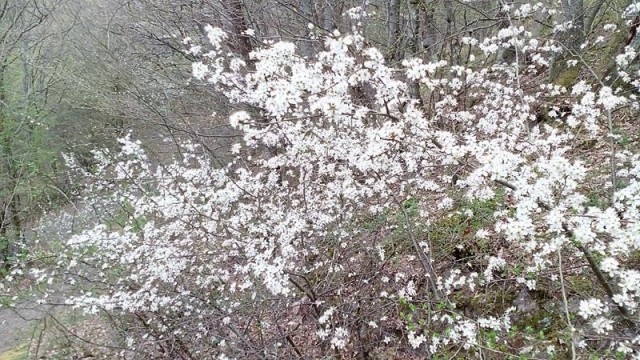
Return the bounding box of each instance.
[0,308,30,355]
[0,199,117,356]
[0,302,54,356]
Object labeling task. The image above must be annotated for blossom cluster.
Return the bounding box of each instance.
[9,5,640,358]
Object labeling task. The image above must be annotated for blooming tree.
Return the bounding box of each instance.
[5,3,640,359]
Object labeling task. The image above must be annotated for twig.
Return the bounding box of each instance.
[557,248,576,360]
[493,180,636,326]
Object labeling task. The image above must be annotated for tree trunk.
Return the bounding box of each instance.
[421,2,438,61]
[388,0,402,62]
[223,0,253,63]
[0,192,7,269]
[298,0,314,57]
[323,1,335,31]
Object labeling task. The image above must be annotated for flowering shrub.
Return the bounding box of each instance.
[6,4,640,359]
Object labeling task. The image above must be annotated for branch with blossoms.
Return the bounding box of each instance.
[6,3,640,358]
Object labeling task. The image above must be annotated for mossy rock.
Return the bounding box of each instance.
[454,287,518,317]
[626,250,640,269]
[552,64,581,89]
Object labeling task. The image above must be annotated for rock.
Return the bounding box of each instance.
[514,289,538,314]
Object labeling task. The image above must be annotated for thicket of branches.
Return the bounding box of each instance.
[3,0,640,359]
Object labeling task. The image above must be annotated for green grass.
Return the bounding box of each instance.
[0,345,27,360]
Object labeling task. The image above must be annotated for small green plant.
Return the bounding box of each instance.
[613,128,631,148]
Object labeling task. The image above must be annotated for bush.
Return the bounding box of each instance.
[8,4,640,358]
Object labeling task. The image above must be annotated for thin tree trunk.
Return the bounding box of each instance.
[388,0,402,62]
[443,0,456,64]
[421,2,438,61]
[323,1,334,31]
[223,0,253,63]
[0,199,8,269]
[409,0,424,105]
[298,0,314,57]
